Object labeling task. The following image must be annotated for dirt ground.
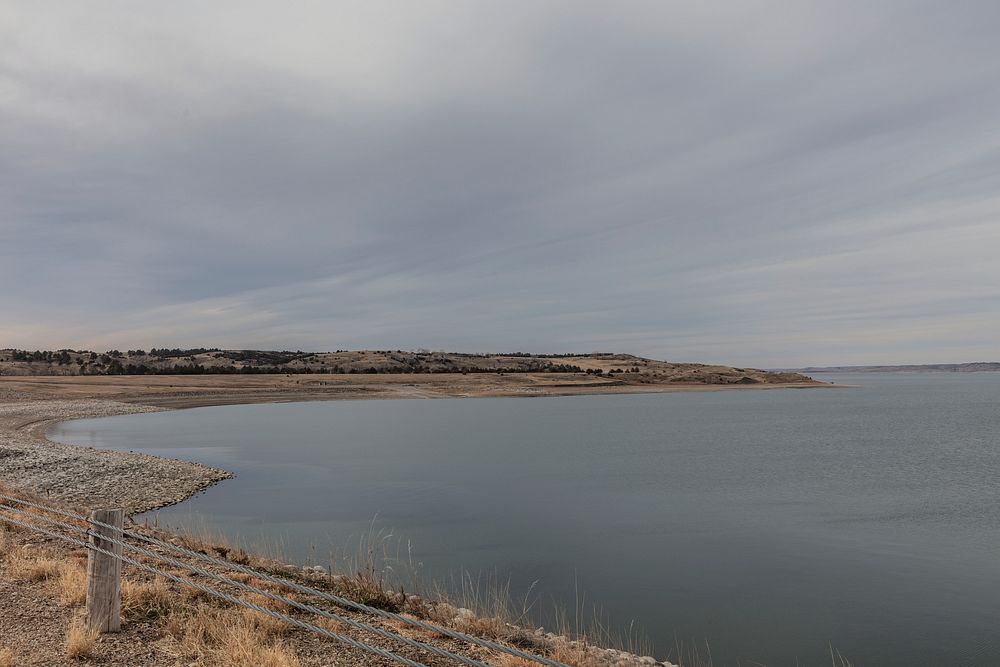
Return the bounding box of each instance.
[0,373,827,410]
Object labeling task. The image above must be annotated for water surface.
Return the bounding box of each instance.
[49,374,1000,666]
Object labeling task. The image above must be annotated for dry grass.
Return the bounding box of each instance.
[830,646,857,667]
[0,493,665,667]
[491,643,603,667]
[329,523,409,613]
[56,562,88,606]
[224,571,255,586]
[316,616,351,635]
[23,557,60,582]
[156,517,617,665]
[240,607,291,638]
[138,520,279,569]
[239,593,291,636]
[64,617,98,659]
[0,646,13,667]
[452,613,510,641]
[225,571,285,595]
[548,643,602,666]
[667,640,715,667]
[121,576,177,622]
[491,657,539,667]
[181,584,214,603]
[336,563,404,613]
[423,573,543,650]
[6,549,61,583]
[383,612,450,642]
[163,605,300,667]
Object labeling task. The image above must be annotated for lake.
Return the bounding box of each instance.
[48,373,1000,666]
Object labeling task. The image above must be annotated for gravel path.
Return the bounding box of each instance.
[0,399,231,514]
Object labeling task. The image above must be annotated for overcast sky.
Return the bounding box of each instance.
[2,1,999,367]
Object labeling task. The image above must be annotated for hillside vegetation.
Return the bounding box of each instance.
[0,349,813,386]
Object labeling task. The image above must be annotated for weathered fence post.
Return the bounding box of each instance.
[85,508,123,632]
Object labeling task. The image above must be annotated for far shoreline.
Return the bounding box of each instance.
[2,371,837,409]
[2,374,838,517]
[128,379,838,410]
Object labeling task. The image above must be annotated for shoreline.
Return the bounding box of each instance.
[130,380,831,411]
[1,374,834,515]
[0,399,232,514]
[0,375,835,667]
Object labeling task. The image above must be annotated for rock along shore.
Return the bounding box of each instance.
[0,398,231,514]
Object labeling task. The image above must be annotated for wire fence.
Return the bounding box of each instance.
[0,492,572,667]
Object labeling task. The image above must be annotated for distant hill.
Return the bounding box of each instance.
[0,348,816,386]
[782,362,1000,373]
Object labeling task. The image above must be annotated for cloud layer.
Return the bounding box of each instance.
[3,1,1000,366]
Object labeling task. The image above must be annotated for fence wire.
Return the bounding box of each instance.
[0,502,492,667]
[0,493,573,667]
[0,509,432,667]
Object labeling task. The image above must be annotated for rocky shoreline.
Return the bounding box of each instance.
[0,398,231,514]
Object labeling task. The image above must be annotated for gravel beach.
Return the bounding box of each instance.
[0,398,231,514]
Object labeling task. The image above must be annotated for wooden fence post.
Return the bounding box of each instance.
[85,508,123,632]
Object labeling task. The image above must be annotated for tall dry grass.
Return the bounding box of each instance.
[125,516,633,665]
[649,639,859,667]
[239,593,292,637]
[830,645,857,667]
[56,562,87,606]
[137,514,288,566]
[5,548,61,583]
[64,617,98,659]
[121,576,177,622]
[162,605,300,667]
[490,642,607,667]
[328,522,409,612]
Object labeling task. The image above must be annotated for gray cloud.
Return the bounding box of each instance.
[2,1,1000,366]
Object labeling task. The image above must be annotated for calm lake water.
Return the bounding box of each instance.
[49,373,1000,666]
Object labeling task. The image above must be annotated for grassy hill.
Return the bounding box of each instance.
[0,348,814,386]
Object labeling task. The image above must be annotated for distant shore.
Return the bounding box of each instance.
[2,371,829,407]
[0,374,833,515]
[780,362,1000,373]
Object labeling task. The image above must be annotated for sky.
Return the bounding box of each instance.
[2,1,1000,367]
